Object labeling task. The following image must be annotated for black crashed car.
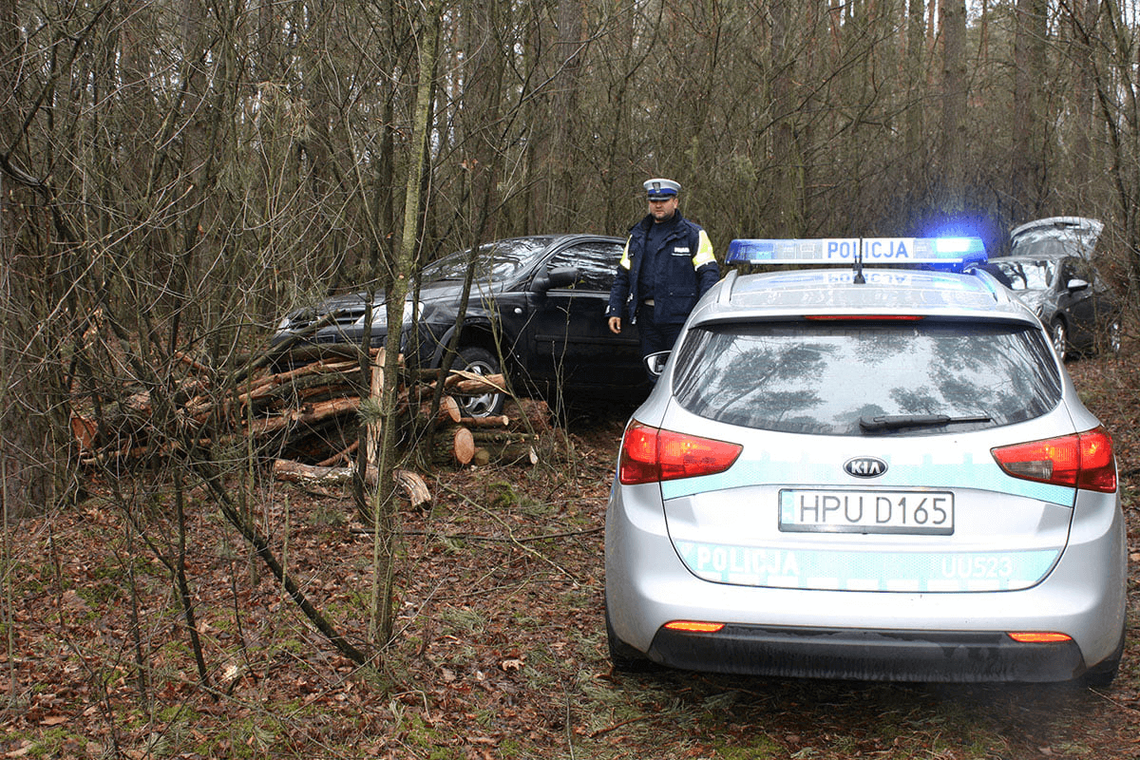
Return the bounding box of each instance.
[993,217,1122,361]
[273,235,647,416]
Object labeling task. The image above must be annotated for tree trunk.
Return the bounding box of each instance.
[938,0,968,212]
[1012,0,1048,218]
[905,0,927,199]
[369,1,443,649]
[769,0,802,235]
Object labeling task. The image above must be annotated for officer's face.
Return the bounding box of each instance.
[648,195,678,222]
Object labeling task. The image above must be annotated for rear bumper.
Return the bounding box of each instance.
[605,480,1127,683]
[648,624,1084,683]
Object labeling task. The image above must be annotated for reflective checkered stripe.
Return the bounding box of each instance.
[673,540,1060,591]
[662,449,1073,592]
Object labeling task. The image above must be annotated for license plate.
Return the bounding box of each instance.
[779,489,954,535]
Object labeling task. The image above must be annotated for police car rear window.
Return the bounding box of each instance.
[671,320,1062,436]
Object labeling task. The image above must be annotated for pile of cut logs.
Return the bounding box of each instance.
[71,348,553,477]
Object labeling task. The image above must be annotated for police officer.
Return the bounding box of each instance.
[606,178,719,365]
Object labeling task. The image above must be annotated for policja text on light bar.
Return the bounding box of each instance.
[725,237,987,267]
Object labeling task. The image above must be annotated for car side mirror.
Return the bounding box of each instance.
[534,266,580,293]
[645,351,670,378]
[1067,278,1090,293]
[547,266,579,289]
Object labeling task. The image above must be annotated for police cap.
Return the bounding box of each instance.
[644,178,680,199]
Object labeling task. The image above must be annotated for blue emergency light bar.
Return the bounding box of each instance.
[725,237,987,267]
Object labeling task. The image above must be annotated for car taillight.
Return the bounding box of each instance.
[1008,632,1072,644]
[618,421,743,485]
[618,422,659,485]
[664,620,725,633]
[991,427,1116,493]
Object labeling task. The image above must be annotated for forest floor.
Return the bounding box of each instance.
[5,349,1140,759]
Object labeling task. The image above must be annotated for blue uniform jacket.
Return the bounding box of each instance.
[606,212,720,325]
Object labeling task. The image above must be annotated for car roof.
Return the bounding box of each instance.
[1009,216,1103,240]
[692,266,1038,325]
[527,233,626,245]
[996,254,1070,263]
[438,233,624,256]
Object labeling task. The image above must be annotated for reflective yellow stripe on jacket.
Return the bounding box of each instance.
[620,231,713,271]
[619,239,633,270]
[692,229,715,268]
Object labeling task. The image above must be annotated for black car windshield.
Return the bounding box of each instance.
[421,237,553,282]
[671,320,1062,436]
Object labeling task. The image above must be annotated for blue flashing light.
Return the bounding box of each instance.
[725,237,987,268]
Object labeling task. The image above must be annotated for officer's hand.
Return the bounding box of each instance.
[608,316,622,334]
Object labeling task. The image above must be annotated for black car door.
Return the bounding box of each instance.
[523,239,644,389]
[1057,257,1099,345]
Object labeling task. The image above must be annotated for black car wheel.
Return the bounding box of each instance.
[1081,625,1124,688]
[605,597,656,673]
[1105,318,1123,355]
[456,346,505,418]
[1050,318,1069,361]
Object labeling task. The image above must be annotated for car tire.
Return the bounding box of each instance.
[605,597,656,673]
[1050,318,1069,361]
[1081,629,1124,688]
[1105,318,1123,355]
[455,346,505,418]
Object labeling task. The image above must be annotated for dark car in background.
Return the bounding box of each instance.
[994,217,1122,361]
[273,235,646,416]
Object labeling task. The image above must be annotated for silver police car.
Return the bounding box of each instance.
[604,236,1126,684]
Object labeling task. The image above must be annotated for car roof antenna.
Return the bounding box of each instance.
[853,241,866,284]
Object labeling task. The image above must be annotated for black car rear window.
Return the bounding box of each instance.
[671,320,1062,436]
[1011,227,1098,259]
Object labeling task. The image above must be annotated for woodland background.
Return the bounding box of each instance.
[7,0,1140,511]
[5,1,1140,757]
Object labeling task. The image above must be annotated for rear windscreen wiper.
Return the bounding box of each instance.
[859,413,992,432]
